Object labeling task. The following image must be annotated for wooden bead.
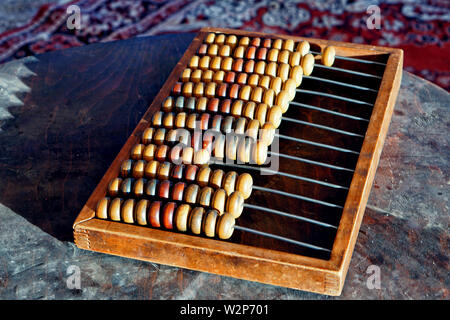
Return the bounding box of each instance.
[193,149,210,165]
[109,198,122,221]
[250,37,261,47]
[262,88,275,106]
[211,189,226,215]
[270,77,283,94]
[283,78,297,100]
[290,65,303,87]
[133,178,146,197]
[322,46,336,67]
[256,47,267,60]
[247,74,259,87]
[189,55,199,68]
[259,75,271,90]
[210,56,222,71]
[122,199,135,223]
[199,55,210,70]
[171,181,186,201]
[166,129,178,145]
[193,82,205,98]
[158,180,171,199]
[251,140,268,165]
[142,127,154,144]
[202,70,213,82]
[189,207,205,235]
[219,44,231,57]
[205,32,215,44]
[234,117,247,135]
[259,122,276,146]
[162,96,174,112]
[172,82,182,95]
[277,63,290,81]
[162,202,176,229]
[267,105,283,128]
[174,112,186,129]
[262,38,272,48]
[132,160,145,178]
[120,159,132,177]
[283,39,295,51]
[224,71,236,84]
[153,128,166,145]
[243,60,254,73]
[267,48,279,62]
[289,51,301,67]
[254,61,266,75]
[197,97,208,111]
[246,119,260,140]
[157,161,171,180]
[301,53,315,76]
[215,34,226,45]
[203,210,219,237]
[221,57,233,71]
[226,191,245,218]
[225,35,237,48]
[190,69,202,83]
[232,59,244,72]
[144,160,159,179]
[108,177,122,197]
[182,82,194,97]
[243,101,256,119]
[197,166,212,187]
[239,36,250,46]
[121,177,133,196]
[278,50,290,64]
[296,40,310,56]
[155,144,168,162]
[237,136,251,164]
[175,204,191,232]
[186,113,197,130]
[255,103,268,126]
[163,112,175,128]
[273,39,283,49]
[275,90,291,113]
[231,100,244,117]
[181,68,192,82]
[131,143,144,160]
[145,179,158,197]
[233,46,245,59]
[207,43,219,56]
[216,83,228,98]
[229,83,240,99]
[198,44,207,55]
[210,169,225,189]
[217,213,235,239]
[239,85,251,101]
[205,82,217,98]
[236,173,253,200]
[226,134,238,161]
[184,164,198,182]
[184,184,199,204]
[96,197,109,219]
[148,201,161,227]
[245,46,256,60]
[212,134,225,160]
[169,145,182,164]
[198,186,213,207]
[170,164,184,180]
[222,171,237,196]
[135,199,149,225]
[175,96,185,111]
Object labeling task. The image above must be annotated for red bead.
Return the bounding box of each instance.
[185,165,198,182]
[172,182,186,201]
[220,99,231,114]
[158,180,171,199]
[216,83,228,98]
[232,58,243,72]
[148,201,161,227]
[170,164,184,180]
[200,113,210,130]
[229,84,240,99]
[172,82,182,95]
[251,37,261,47]
[236,73,248,85]
[256,47,267,60]
[155,145,168,161]
[245,46,256,59]
[162,202,176,230]
[224,71,236,84]
[207,98,219,112]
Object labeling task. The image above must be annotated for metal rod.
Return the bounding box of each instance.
[310,50,387,66]
[289,101,370,122]
[314,63,383,79]
[296,89,374,106]
[244,203,338,229]
[234,225,331,252]
[268,151,354,172]
[276,133,360,155]
[282,117,365,138]
[253,185,344,209]
[303,75,378,93]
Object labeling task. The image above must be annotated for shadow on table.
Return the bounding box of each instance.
[0,33,195,241]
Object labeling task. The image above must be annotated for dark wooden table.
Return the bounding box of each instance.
[0,33,448,299]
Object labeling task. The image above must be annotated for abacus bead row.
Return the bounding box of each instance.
[96,197,235,239]
[159,96,283,128]
[105,176,244,217]
[117,157,253,199]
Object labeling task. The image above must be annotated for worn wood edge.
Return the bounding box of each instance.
[201,27,397,55]
[329,48,404,292]
[75,218,342,295]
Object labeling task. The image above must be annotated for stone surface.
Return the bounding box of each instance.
[0,33,448,299]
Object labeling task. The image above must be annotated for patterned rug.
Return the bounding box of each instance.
[0,0,449,90]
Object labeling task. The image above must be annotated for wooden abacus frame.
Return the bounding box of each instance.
[73,27,403,296]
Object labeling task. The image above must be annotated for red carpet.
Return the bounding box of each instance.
[0,0,448,90]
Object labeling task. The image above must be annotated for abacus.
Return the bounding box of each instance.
[73,28,403,295]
